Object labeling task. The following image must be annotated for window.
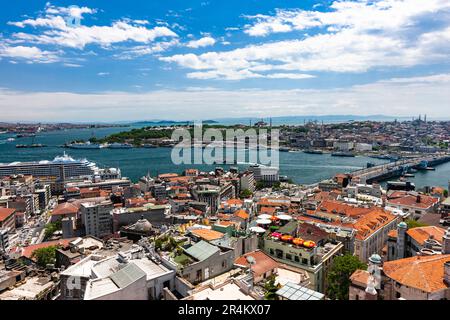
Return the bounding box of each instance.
[286,253,292,260]
[269,249,274,255]
[396,292,401,299]
[302,258,308,265]
[294,256,300,262]
[275,249,283,259]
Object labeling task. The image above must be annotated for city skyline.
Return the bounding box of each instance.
[1,0,450,121]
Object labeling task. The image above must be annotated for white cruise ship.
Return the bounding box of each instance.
[0,153,98,180]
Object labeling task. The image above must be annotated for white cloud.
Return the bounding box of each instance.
[0,44,60,63]
[265,73,316,80]
[243,0,450,37]
[186,36,216,48]
[45,3,96,19]
[97,72,110,76]
[115,39,180,59]
[0,73,448,121]
[160,0,450,80]
[63,63,82,67]
[8,6,178,50]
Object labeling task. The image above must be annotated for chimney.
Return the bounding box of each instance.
[416,195,421,203]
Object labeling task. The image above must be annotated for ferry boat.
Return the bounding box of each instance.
[107,143,133,149]
[16,133,36,138]
[67,142,102,149]
[331,151,355,157]
[303,149,323,154]
[16,144,47,148]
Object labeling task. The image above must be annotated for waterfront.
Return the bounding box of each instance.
[1,127,448,188]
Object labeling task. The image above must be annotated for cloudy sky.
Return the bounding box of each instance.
[0,0,449,121]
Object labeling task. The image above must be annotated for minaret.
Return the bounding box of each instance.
[396,222,407,259]
[442,227,450,255]
[366,253,382,300]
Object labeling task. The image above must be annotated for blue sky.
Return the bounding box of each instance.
[0,0,449,121]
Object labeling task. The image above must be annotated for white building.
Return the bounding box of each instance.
[248,165,279,183]
[354,143,373,152]
[80,201,114,238]
[333,141,354,152]
[61,245,176,300]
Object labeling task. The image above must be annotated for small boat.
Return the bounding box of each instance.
[279,147,290,152]
[425,167,435,171]
[403,173,415,177]
[7,138,15,142]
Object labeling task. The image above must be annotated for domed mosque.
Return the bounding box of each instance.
[120,215,155,241]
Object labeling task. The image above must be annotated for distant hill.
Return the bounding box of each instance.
[121,114,414,127]
[210,114,408,125]
[131,120,218,126]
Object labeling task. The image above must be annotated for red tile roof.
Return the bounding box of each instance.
[51,202,78,216]
[383,254,450,293]
[350,269,370,287]
[406,226,446,246]
[349,209,397,240]
[190,228,224,241]
[387,192,439,209]
[235,250,279,277]
[22,238,76,259]
[0,208,16,222]
[317,200,372,217]
[234,209,249,220]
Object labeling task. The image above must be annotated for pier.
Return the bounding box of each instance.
[350,154,450,184]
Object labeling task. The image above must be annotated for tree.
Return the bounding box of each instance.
[255,181,265,190]
[264,275,281,300]
[239,189,252,198]
[271,182,282,191]
[31,246,58,268]
[326,254,367,300]
[44,221,61,240]
[405,219,427,229]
